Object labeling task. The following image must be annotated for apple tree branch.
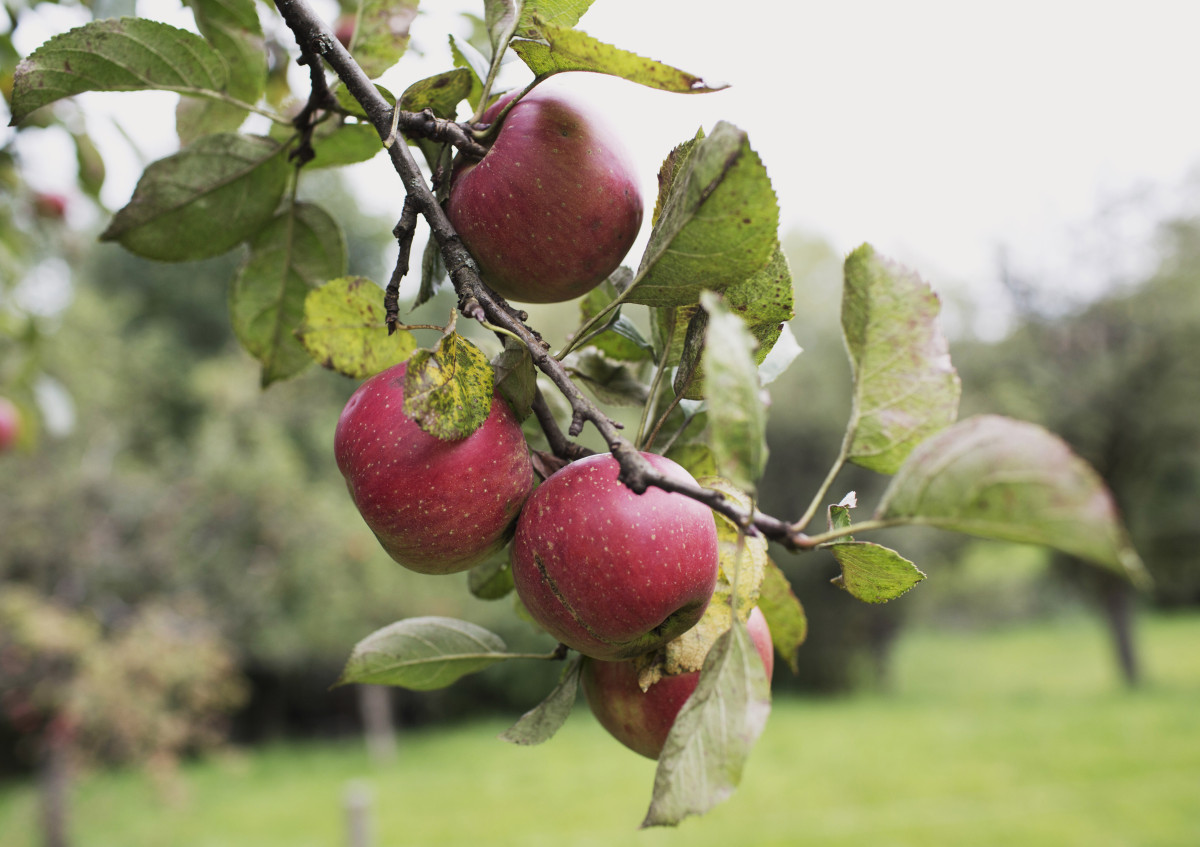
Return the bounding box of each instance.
[270,0,828,553]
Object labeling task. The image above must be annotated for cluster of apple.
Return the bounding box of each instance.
[334,90,773,759]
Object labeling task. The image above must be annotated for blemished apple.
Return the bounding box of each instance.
[445,89,643,304]
[334,361,535,574]
[510,452,719,660]
[582,606,774,760]
[0,397,20,452]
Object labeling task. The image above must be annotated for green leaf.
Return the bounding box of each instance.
[828,499,855,534]
[876,414,1148,584]
[399,69,472,170]
[628,123,779,308]
[577,270,653,362]
[672,307,707,400]
[704,477,769,615]
[175,97,247,146]
[9,18,226,124]
[101,133,287,261]
[842,244,962,474]
[231,203,347,386]
[310,122,382,168]
[296,276,416,379]
[417,235,448,310]
[183,0,265,142]
[186,0,265,99]
[448,34,486,110]
[399,68,473,117]
[337,616,514,690]
[468,555,515,600]
[564,350,649,407]
[511,22,725,93]
[403,332,494,440]
[650,130,702,227]
[350,0,419,80]
[515,0,595,36]
[484,0,522,60]
[829,542,926,603]
[499,654,582,745]
[72,131,106,199]
[333,80,395,119]
[664,443,717,480]
[642,618,771,828]
[492,335,537,421]
[669,244,796,400]
[756,560,806,674]
[701,291,767,494]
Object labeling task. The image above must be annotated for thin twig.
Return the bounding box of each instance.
[385,196,420,334]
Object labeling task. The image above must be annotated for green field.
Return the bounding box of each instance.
[2,613,1198,846]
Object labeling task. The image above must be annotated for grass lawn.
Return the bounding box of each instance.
[2,612,1198,846]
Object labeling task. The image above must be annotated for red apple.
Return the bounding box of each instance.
[510,452,719,660]
[334,361,535,574]
[582,606,774,759]
[445,89,643,304]
[334,14,355,49]
[0,397,20,452]
[32,192,67,220]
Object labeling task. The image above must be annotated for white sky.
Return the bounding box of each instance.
[10,0,1200,336]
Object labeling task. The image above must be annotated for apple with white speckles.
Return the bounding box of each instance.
[334,361,535,575]
[582,606,774,759]
[510,452,719,660]
[445,88,643,304]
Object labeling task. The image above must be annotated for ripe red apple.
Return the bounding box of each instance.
[445,89,643,304]
[334,361,535,574]
[32,192,67,220]
[0,397,20,452]
[582,606,774,760]
[334,14,355,49]
[510,452,719,660]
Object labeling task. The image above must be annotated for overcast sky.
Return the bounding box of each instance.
[11,0,1200,336]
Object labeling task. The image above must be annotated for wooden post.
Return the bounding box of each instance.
[357,684,396,765]
[344,781,373,847]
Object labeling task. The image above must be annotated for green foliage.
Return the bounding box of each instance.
[511,21,726,92]
[178,0,267,143]
[629,123,779,307]
[829,542,927,603]
[231,202,348,385]
[9,18,228,123]
[403,331,494,439]
[841,244,961,474]
[0,587,245,769]
[101,134,289,262]
[876,415,1146,584]
[349,0,419,80]
[756,561,807,674]
[701,291,768,494]
[297,277,416,379]
[499,653,582,745]
[642,617,771,828]
[337,616,535,690]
